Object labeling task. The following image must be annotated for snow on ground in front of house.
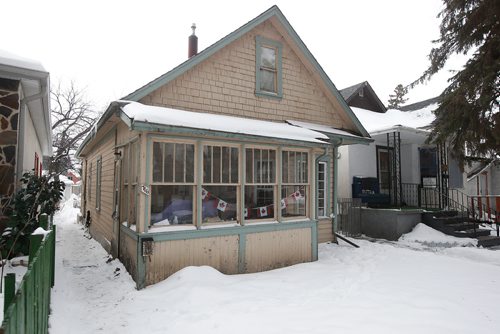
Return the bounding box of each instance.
[49,199,500,334]
[399,223,478,247]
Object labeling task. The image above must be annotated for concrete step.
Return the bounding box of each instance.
[434,216,475,225]
[452,229,491,238]
[446,223,477,231]
[477,235,500,248]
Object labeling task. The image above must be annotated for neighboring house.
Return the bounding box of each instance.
[67,170,81,184]
[76,6,371,289]
[0,50,52,218]
[338,88,499,229]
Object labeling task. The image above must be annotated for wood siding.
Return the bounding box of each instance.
[318,218,334,243]
[119,229,138,281]
[244,227,311,272]
[140,21,349,130]
[146,235,239,285]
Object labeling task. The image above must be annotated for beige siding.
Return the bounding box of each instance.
[119,230,138,281]
[318,218,334,243]
[244,228,311,272]
[146,235,239,285]
[84,130,116,252]
[141,21,349,129]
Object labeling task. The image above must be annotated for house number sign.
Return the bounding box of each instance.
[140,185,150,196]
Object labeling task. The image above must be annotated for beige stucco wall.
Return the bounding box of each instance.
[140,21,347,129]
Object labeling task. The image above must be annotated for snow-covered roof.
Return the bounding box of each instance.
[352,104,437,134]
[286,120,371,144]
[0,49,46,73]
[121,101,329,144]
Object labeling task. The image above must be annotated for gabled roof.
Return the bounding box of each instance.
[339,81,386,113]
[122,5,369,138]
[0,49,52,156]
[399,96,441,111]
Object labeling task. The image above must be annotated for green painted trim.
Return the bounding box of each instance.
[120,224,138,239]
[277,147,283,222]
[332,145,339,234]
[240,144,246,226]
[311,221,318,260]
[255,36,283,98]
[315,155,330,219]
[136,234,146,289]
[132,121,329,148]
[196,140,203,229]
[238,232,246,273]
[325,133,373,145]
[139,220,315,241]
[144,135,151,233]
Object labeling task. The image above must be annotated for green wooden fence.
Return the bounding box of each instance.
[1,216,56,334]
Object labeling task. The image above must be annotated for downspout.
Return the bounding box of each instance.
[332,138,343,236]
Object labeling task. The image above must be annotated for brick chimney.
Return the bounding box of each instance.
[188,23,198,58]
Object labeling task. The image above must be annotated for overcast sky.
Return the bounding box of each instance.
[3,0,467,112]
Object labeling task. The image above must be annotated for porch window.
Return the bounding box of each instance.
[150,142,195,226]
[202,145,239,223]
[317,161,327,217]
[377,148,392,193]
[245,148,276,220]
[281,150,308,218]
[255,36,282,98]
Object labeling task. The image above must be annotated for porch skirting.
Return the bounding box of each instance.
[119,220,318,289]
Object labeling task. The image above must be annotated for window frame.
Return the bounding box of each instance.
[316,160,329,218]
[244,146,278,223]
[96,156,102,211]
[150,139,197,228]
[255,36,283,99]
[281,149,310,220]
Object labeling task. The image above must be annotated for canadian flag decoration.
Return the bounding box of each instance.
[244,208,248,218]
[259,206,268,217]
[201,188,208,200]
[217,199,228,212]
[281,199,287,209]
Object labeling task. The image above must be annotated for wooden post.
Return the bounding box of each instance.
[4,273,15,316]
[29,234,44,263]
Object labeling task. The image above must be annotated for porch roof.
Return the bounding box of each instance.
[370,125,430,145]
[121,101,330,144]
[286,120,373,145]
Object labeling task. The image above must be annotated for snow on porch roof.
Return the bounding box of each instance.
[286,119,372,144]
[120,101,330,144]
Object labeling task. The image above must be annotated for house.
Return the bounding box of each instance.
[337,88,499,241]
[0,50,52,218]
[76,6,371,289]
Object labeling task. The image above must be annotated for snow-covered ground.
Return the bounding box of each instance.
[49,199,500,334]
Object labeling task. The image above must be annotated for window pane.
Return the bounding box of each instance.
[260,46,276,69]
[202,186,237,223]
[231,147,239,183]
[164,143,174,182]
[269,150,276,183]
[175,143,185,182]
[245,185,274,220]
[152,142,163,182]
[222,147,230,183]
[246,148,253,183]
[186,144,194,183]
[282,151,288,183]
[260,70,275,92]
[213,146,221,183]
[203,146,212,183]
[281,185,306,217]
[150,185,193,226]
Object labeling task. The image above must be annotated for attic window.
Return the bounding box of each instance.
[255,36,282,98]
[358,88,364,97]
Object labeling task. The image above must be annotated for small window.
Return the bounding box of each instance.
[317,161,327,217]
[96,157,102,210]
[256,36,282,98]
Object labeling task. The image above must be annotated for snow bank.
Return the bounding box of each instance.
[399,223,477,247]
[55,194,81,226]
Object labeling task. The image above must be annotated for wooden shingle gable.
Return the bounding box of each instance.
[123,5,369,137]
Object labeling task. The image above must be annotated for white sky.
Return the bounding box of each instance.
[3,0,467,112]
